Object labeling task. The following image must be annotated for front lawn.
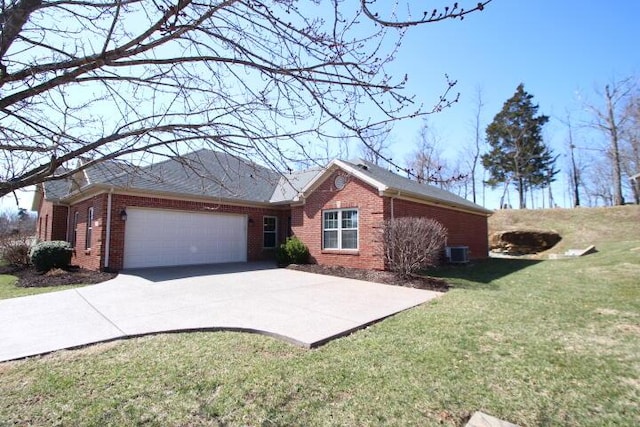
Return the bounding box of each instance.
[0,266,116,300]
[0,273,87,300]
[1,239,638,426]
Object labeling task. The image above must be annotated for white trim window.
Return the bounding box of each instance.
[263,216,277,248]
[85,207,94,250]
[71,211,79,247]
[323,209,358,250]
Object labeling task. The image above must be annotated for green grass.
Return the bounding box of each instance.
[489,205,640,254]
[0,274,84,300]
[0,207,639,426]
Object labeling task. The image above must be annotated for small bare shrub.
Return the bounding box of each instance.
[382,217,447,278]
[0,234,33,268]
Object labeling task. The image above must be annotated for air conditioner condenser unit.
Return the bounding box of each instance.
[446,246,469,263]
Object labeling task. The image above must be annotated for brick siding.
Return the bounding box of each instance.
[68,195,108,271]
[37,176,488,272]
[385,198,489,260]
[291,173,489,270]
[292,171,386,270]
[36,200,68,241]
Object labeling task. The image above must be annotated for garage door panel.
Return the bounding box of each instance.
[123,208,247,268]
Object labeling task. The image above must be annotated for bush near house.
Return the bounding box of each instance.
[30,241,73,272]
[382,217,447,278]
[276,237,310,266]
[0,234,32,268]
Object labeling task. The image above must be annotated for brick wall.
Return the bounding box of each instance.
[292,171,386,270]
[37,183,488,272]
[386,198,489,260]
[36,200,68,241]
[291,173,489,270]
[68,195,108,271]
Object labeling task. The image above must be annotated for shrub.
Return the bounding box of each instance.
[30,241,73,272]
[276,237,310,266]
[0,234,32,268]
[382,217,448,278]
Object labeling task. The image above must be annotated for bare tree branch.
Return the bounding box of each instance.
[0,0,491,198]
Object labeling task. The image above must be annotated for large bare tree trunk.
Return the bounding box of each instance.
[470,88,484,204]
[584,78,637,207]
[605,85,625,205]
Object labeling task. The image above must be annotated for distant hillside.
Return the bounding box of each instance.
[488,205,640,254]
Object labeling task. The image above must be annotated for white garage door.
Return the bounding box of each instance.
[123,208,247,269]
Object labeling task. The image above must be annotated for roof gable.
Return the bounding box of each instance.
[270,167,322,203]
[301,158,492,215]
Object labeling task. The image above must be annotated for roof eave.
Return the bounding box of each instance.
[61,183,287,209]
[381,188,493,216]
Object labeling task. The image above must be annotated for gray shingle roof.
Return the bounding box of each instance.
[42,149,490,213]
[102,150,283,203]
[41,166,71,200]
[270,167,322,203]
[42,179,69,200]
[340,159,492,214]
[84,159,136,185]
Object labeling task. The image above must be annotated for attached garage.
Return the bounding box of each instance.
[123,208,247,269]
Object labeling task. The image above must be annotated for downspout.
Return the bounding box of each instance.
[388,191,399,269]
[390,193,397,221]
[104,188,113,270]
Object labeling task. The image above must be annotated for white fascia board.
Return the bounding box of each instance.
[332,159,388,193]
[299,159,388,198]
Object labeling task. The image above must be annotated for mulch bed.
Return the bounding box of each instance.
[287,264,450,292]
[1,263,448,292]
[0,265,117,288]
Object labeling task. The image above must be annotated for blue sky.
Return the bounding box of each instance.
[378,0,639,207]
[2,0,639,212]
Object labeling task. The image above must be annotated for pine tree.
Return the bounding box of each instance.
[482,84,556,208]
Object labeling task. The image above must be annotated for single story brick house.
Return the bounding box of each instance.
[32,149,492,271]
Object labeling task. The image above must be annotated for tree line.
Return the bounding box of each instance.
[361,79,639,209]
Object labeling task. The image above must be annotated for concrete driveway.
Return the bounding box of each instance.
[0,263,441,362]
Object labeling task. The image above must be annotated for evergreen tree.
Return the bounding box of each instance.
[482,84,556,208]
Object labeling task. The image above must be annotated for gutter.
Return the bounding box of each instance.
[381,188,493,216]
[391,192,397,221]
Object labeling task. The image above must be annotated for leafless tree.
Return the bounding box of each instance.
[584,77,638,205]
[557,112,584,207]
[439,158,470,196]
[465,86,484,203]
[584,158,614,206]
[358,126,393,166]
[0,0,492,199]
[407,119,444,183]
[622,95,640,203]
[405,118,465,187]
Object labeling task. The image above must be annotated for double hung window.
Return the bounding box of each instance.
[85,207,94,250]
[322,209,358,250]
